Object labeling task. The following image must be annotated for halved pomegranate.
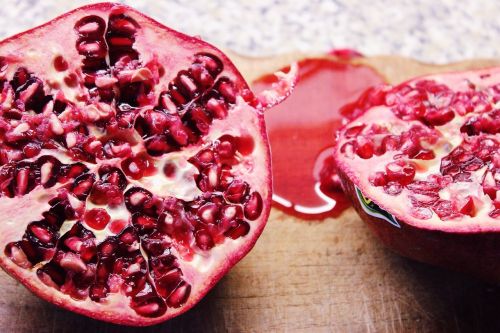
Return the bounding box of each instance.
[334,68,500,281]
[0,3,272,325]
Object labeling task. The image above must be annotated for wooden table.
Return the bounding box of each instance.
[2,55,500,332]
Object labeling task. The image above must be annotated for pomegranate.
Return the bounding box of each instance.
[334,68,500,281]
[0,3,272,326]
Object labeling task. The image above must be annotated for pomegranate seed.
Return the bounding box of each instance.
[64,237,83,252]
[385,160,416,185]
[163,162,176,178]
[74,15,106,36]
[59,252,87,273]
[84,208,111,230]
[433,200,459,220]
[380,135,401,152]
[53,55,69,72]
[410,149,435,160]
[71,174,95,199]
[133,299,165,317]
[216,78,236,104]
[369,172,387,187]
[37,263,65,287]
[220,204,243,228]
[224,180,249,203]
[132,213,157,231]
[244,192,263,220]
[224,221,250,239]
[197,203,219,224]
[195,229,214,250]
[196,165,221,192]
[15,168,30,196]
[216,138,236,159]
[410,206,433,220]
[121,155,155,179]
[23,142,41,158]
[205,97,228,119]
[89,182,123,206]
[166,281,191,308]
[109,219,128,234]
[29,223,54,244]
[355,138,374,159]
[5,243,31,269]
[423,109,455,126]
[194,53,223,76]
[344,124,365,138]
[383,182,403,196]
[145,135,174,156]
[190,64,214,89]
[124,187,154,213]
[234,135,255,156]
[458,196,476,216]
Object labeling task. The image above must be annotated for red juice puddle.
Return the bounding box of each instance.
[252,57,386,219]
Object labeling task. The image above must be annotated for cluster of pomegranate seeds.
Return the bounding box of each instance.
[341,122,439,161]
[337,72,500,222]
[0,6,267,321]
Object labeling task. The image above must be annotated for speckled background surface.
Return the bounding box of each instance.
[1,0,500,63]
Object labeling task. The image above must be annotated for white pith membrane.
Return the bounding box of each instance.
[335,67,500,233]
[0,3,271,325]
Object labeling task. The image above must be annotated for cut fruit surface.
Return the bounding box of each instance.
[334,67,500,280]
[0,3,272,326]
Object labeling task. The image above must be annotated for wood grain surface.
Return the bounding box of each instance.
[2,54,500,333]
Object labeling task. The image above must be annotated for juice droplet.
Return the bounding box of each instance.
[252,56,386,219]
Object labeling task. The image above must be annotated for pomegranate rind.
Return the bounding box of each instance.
[0,3,272,326]
[334,67,500,281]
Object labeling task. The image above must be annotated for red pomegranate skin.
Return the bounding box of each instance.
[339,169,500,282]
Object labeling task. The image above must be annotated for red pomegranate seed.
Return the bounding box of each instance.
[195,230,214,250]
[369,172,387,187]
[84,208,111,230]
[163,162,176,178]
[224,180,248,203]
[166,281,191,308]
[423,108,455,126]
[197,203,218,224]
[64,237,83,252]
[23,142,41,158]
[205,98,228,119]
[59,252,87,273]
[29,224,53,244]
[53,55,69,72]
[385,160,416,185]
[410,206,433,220]
[217,138,236,158]
[355,138,374,159]
[121,155,156,180]
[433,200,459,220]
[344,124,366,138]
[132,214,157,231]
[72,174,95,199]
[243,192,263,220]
[383,182,403,196]
[458,196,476,216]
[224,221,250,239]
[108,219,128,234]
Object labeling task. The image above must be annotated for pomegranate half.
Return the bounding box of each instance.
[0,2,272,326]
[334,68,500,281]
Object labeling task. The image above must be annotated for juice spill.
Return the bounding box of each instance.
[252,58,386,219]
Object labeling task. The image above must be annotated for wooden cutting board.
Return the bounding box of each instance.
[2,54,500,333]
